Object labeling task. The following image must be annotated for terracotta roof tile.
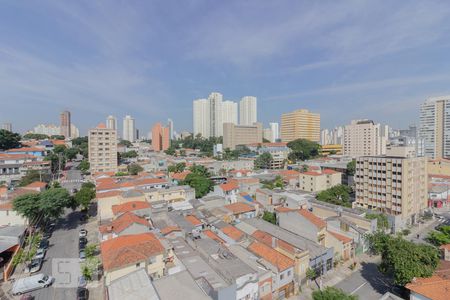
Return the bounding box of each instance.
[111,201,150,215]
[248,241,294,271]
[298,209,326,229]
[160,226,181,235]
[251,230,296,254]
[221,226,244,241]
[97,190,122,199]
[185,215,203,226]
[328,230,352,244]
[99,212,150,234]
[171,171,191,181]
[100,233,164,271]
[219,181,239,192]
[406,275,450,300]
[6,147,44,152]
[322,169,339,175]
[0,202,13,210]
[204,230,225,243]
[224,202,255,214]
[274,206,295,213]
[440,244,450,251]
[24,181,47,189]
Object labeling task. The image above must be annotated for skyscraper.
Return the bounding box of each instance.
[106,115,117,130]
[167,118,174,140]
[1,123,12,132]
[343,120,386,157]
[419,96,450,159]
[88,123,118,174]
[193,98,210,138]
[60,111,71,138]
[269,122,279,142]
[222,101,238,125]
[280,109,320,143]
[239,96,257,126]
[152,122,170,152]
[209,92,223,137]
[122,115,136,142]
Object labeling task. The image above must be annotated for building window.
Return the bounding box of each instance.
[280,273,284,280]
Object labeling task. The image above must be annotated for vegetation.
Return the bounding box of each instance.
[23,133,49,140]
[78,159,90,174]
[168,162,186,173]
[312,287,357,300]
[262,211,277,224]
[81,257,101,281]
[181,165,213,198]
[13,188,72,222]
[261,176,285,190]
[18,170,50,186]
[50,135,65,140]
[365,231,440,285]
[427,225,450,246]
[0,129,21,150]
[254,153,273,169]
[120,150,139,159]
[75,184,96,210]
[347,160,356,176]
[169,135,222,156]
[365,213,389,230]
[287,138,321,162]
[127,163,144,175]
[306,268,317,280]
[316,185,352,207]
[118,139,133,147]
[85,244,97,258]
[72,136,89,158]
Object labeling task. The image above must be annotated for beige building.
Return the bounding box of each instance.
[343,120,387,157]
[88,123,118,174]
[354,156,428,224]
[280,109,320,143]
[298,169,342,192]
[223,122,263,150]
[427,158,450,176]
[321,144,343,156]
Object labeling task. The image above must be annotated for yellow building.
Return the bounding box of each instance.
[88,123,118,174]
[428,158,450,176]
[223,122,263,150]
[280,109,320,143]
[298,169,342,193]
[321,144,343,156]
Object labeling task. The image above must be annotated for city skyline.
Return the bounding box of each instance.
[2,1,450,134]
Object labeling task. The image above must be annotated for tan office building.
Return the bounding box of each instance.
[89,123,118,174]
[343,120,387,157]
[354,156,427,224]
[223,122,262,150]
[280,109,320,143]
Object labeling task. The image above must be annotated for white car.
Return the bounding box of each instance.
[34,248,46,260]
[79,229,88,238]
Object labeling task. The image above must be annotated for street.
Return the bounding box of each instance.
[29,210,83,300]
[61,162,84,193]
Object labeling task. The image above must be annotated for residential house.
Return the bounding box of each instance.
[215,181,240,203]
[278,209,327,246]
[111,201,151,218]
[298,169,342,193]
[325,230,353,261]
[99,212,152,241]
[223,202,257,221]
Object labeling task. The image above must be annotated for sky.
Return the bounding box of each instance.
[1,1,450,136]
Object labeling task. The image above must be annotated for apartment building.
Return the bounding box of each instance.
[419,96,450,159]
[88,123,118,174]
[298,169,342,192]
[239,96,257,126]
[247,142,291,169]
[59,110,71,138]
[280,109,320,143]
[354,156,428,226]
[151,122,170,152]
[343,120,387,157]
[223,122,263,150]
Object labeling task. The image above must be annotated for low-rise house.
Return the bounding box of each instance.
[21,181,47,192]
[325,230,353,261]
[223,202,257,221]
[101,233,168,285]
[298,169,342,193]
[6,147,46,157]
[278,209,327,246]
[99,212,152,241]
[111,200,152,218]
[170,171,191,184]
[220,225,245,243]
[406,260,450,300]
[153,270,212,300]
[185,215,204,230]
[107,269,160,300]
[0,202,27,226]
[215,181,240,204]
[277,170,300,188]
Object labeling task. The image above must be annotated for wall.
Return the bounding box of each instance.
[278,211,319,242]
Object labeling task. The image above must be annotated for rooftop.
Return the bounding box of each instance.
[108,269,159,300]
[224,202,255,214]
[111,201,150,215]
[248,241,294,272]
[153,270,211,300]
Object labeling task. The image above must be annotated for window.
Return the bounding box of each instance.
[280,273,284,280]
[136,262,141,268]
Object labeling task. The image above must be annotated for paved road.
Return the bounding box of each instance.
[30,209,82,300]
[334,262,392,300]
[62,162,84,193]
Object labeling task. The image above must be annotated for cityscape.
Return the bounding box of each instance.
[1,2,450,300]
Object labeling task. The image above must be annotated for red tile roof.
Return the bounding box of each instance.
[24,181,47,189]
[185,215,203,226]
[100,233,164,271]
[97,190,122,199]
[219,181,239,192]
[0,153,36,160]
[298,209,326,229]
[99,212,150,234]
[406,275,450,300]
[111,201,150,215]
[440,244,450,251]
[274,206,296,213]
[252,230,296,254]
[171,171,191,181]
[221,226,244,241]
[224,202,255,214]
[204,230,225,243]
[322,169,339,175]
[160,226,181,235]
[328,230,352,244]
[301,171,322,176]
[248,241,294,271]
[6,147,44,152]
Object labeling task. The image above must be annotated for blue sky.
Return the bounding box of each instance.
[1,1,450,135]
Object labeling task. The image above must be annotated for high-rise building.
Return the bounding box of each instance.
[34,124,61,136]
[106,115,117,130]
[209,92,223,137]
[152,123,170,152]
[269,122,279,142]
[223,122,263,150]
[167,118,174,140]
[419,96,450,159]
[193,98,210,138]
[122,115,136,142]
[88,123,118,174]
[1,123,12,132]
[70,124,80,139]
[60,111,71,138]
[343,120,387,157]
[354,155,427,226]
[222,101,238,125]
[239,96,257,126]
[280,109,320,143]
[263,128,273,142]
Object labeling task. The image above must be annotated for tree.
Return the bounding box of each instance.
[182,173,213,198]
[64,147,79,160]
[13,193,41,221]
[168,163,186,173]
[128,163,143,175]
[262,211,277,224]
[312,287,357,300]
[118,139,133,147]
[189,165,210,177]
[78,159,90,173]
[366,213,389,230]
[18,170,48,186]
[0,129,21,150]
[23,133,49,140]
[85,244,97,258]
[306,268,317,280]
[254,153,273,170]
[82,182,96,189]
[316,185,352,207]
[262,138,271,143]
[39,188,71,220]
[347,160,356,176]
[75,186,96,210]
[287,139,321,162]
[50,135,65,140]
[120,150,138,159]
[274,175,284,189]
[45,151,66,174]
[427,225,450,246]
[164,147,176,156]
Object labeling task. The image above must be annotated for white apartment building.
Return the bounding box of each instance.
[193,98,211,138]
[106,115,117,130]
[88,124,118,174]
[269,122,279,142]
[168,118,174,140]
[354,155,427,226]
[239,96,257,126]
[222,100,238,125]
[419,96,450,159]
[343,120,387,157]
[122,115,136,142]
[33,124,61,136]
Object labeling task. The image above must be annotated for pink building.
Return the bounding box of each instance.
[152,123,170,151]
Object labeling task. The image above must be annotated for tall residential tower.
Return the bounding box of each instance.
[60,110,71,138]
[239,96,257,126]
[280,109,320,143]
[122,115,136,142]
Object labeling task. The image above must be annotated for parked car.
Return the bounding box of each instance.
[78,275,87,288]
[79,229,88,238]
[25,258,43,274]
[34,248,46,260]
[77,287,89,300]
[11,274,54,296]
[39,239,49,250]
[79,250,86,262]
